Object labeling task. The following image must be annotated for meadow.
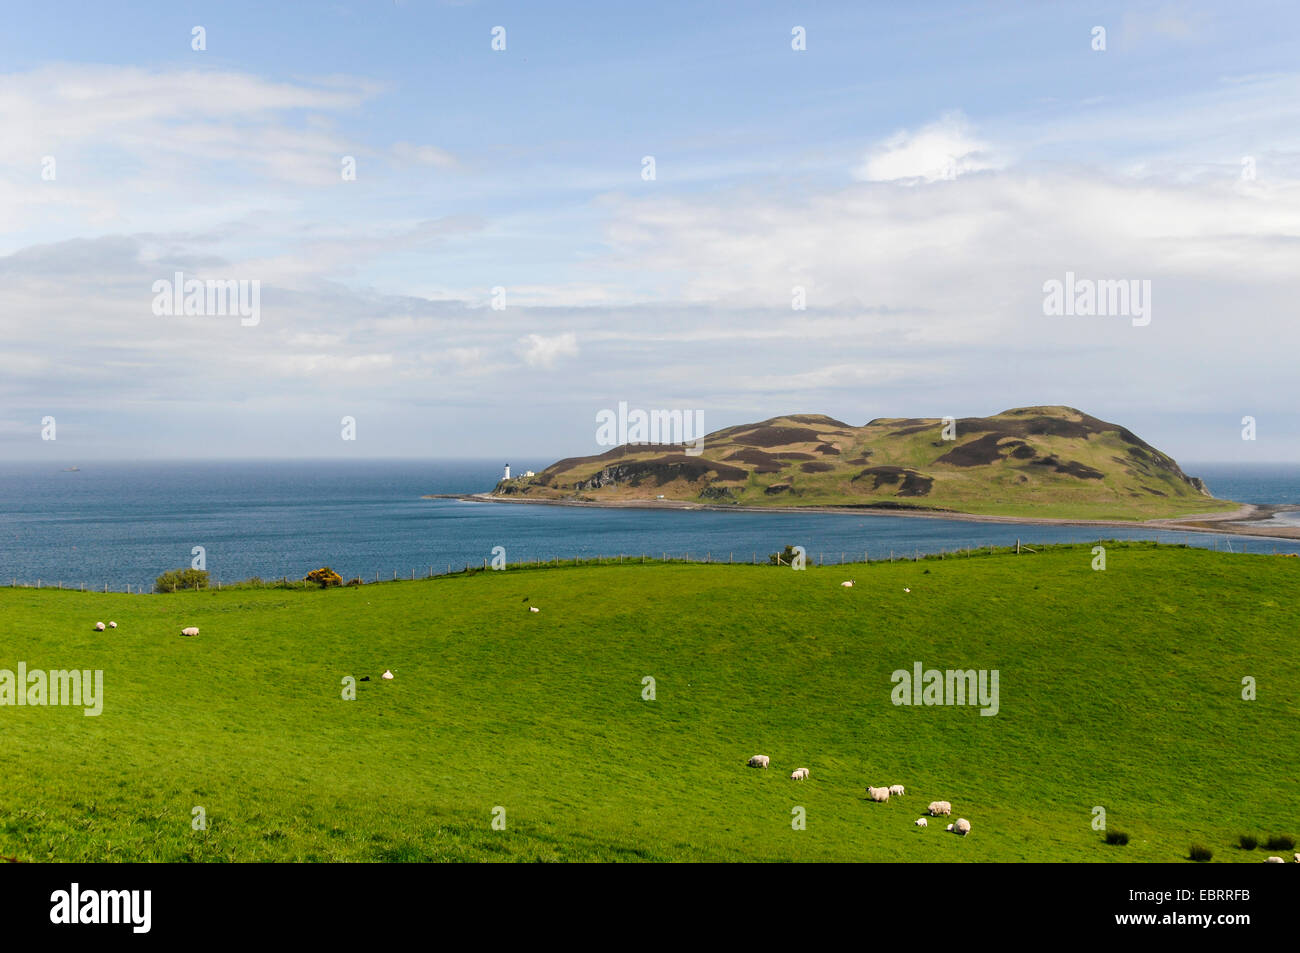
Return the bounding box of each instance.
[1,542,1296,862]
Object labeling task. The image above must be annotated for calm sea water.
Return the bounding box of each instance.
[1,460,1298,589]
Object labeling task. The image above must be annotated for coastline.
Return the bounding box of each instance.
[422,493,1300,542]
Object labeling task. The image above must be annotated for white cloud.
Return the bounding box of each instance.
[516,332,578,368]
[854,112,1002,183]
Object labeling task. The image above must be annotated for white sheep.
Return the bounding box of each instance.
[529,606,540,613]
[952,818,971,835]
[382,670,394,680]
[866,786,890,802]
[94,622,106,631]
[790,768,809,780]
[1265,856,1284,863]
[1295,853,1300,863]
[915,818,928,828]
[889,784,905,797]
[840,580,855,588]
[747,755,770,769]
[180,626,199,637]
[903,587,911,593]
[108,621,117,629]
[928,801,951,816]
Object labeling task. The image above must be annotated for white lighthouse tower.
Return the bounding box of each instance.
[503,462,511,481]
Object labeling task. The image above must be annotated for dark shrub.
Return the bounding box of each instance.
[1189,844,1213,862]
[1238,834,1258,851]
[345,577,364,587]
[155,567,209,592]
[1104,830,1129,846]
[769,545,800,566]
[1264,834,1295,851]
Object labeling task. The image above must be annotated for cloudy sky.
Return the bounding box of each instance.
[3,0,1298,463]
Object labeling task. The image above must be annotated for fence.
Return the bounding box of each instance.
[5,538,1265,593]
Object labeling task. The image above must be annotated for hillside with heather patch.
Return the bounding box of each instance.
[495,406,1235,521]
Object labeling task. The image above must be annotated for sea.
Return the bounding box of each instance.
[2,460,1298,590]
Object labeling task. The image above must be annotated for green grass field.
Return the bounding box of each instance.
[2,543,1296,862]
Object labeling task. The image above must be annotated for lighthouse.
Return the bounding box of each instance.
[503,463,511,481]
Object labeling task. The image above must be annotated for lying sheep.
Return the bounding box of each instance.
[382,670,394,680]
[866,786,890,802]
[915,818,928,828]
[790,768,809,780]
[1266,856,1285,863]
[747,755,770,769]
[94,622,106,631]
[840,580,855,588]
[889,784,905,797]
[928,801,952,816]
[528,606,540,613]
[180,626,199,637]
[1295,853,1300,863]
[108,621,117,629]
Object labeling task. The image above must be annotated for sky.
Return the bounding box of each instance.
[2,0,1298,463]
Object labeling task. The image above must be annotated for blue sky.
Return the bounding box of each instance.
[2,1,1298,462]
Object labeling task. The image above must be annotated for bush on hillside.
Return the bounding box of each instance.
[1189,844,1213,862]
[1237,834,1258,851]
[1264,834,1295,851]
[155,568,210,592]
[305,567,343,588]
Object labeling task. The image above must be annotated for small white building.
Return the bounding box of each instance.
[503,463,511,480]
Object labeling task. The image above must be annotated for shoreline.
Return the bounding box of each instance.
[422,493,1300,542]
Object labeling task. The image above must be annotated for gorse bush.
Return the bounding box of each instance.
[1189,844,1213,862]
[1238,834,1258,851]
[305,567,343,588]
[155,568,209,592]
[1264,834,1295,851]
[1104,830,1129,846]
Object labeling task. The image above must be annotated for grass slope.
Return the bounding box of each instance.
[2,543,1296,862]
[502,406,1237,520]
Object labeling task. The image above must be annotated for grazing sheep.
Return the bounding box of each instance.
[915,818,928,828]
[889,784,905,797]
[903,587,911,593]
[180,626,199,637]
[108,621,117,629]
[953,818,971,835]
[747,755,770,769]
[1295,853,1300,863]
[790,768,809,780]
[94,622,106,631]
[1265,856,1284,863]
[928,801,952,816]
[840,580,855,588]
[382,670,394,680]
[866,786,890,802]
[528,606,540,613]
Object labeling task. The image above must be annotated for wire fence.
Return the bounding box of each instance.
[4,537,1271,593]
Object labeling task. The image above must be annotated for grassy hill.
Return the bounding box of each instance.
[497,406,1237,520]
[2,543,1296,862]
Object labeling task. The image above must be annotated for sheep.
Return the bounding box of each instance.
[866,786,890,802]
[1295,853,1300,863]
[840,580,855,588]
[915,818,928,828]
[382,670,394,680]
[747,755,770,769]
[94,622,106,631]
[528,606,540,613]
[790,768,809,780]
[927,801,952,816]
[952,818,971,835]
[889,784,905,797]
[108,621,117,629]
[903,587,911,593]
[1265,856,1284,863]
[180,626,199,637]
